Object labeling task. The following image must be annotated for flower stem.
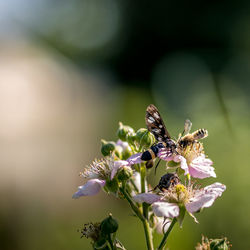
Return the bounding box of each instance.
[119,186,143,221]
[140,164,154,250]
[142,217,154,250]
[157,218,177,250]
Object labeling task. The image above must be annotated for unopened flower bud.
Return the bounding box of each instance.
[117,166,133,181]
[117,122,134,141]
[126,132,136,146]
[101,140,116,156]
[135,128,155,148]
[100,214,119,235]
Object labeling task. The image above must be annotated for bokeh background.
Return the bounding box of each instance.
[1,0,250,249]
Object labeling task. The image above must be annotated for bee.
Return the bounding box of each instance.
[141,104,176,168]
[177,123,208,152]
[153,173,180,191]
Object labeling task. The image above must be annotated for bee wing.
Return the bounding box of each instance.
[183,119,192,135]
[145,104,171,142]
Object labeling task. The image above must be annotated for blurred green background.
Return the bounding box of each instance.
[0,0,250,249]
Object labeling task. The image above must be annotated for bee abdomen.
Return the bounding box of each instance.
[157,173,180,191]
[192,128,208,140]
[141,148,156,161]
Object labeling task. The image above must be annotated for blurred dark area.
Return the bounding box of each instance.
[1,0,250,249]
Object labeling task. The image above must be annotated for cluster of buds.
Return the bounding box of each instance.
[78,214,124,250]
[73,106,228,249]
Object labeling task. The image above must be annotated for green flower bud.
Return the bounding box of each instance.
[209,238,229,250]
[100,214,118,235]
[135,128,155,149]
[117,122,134,141]
[104,178,119,193]
[126,132,136,146]
[101,140,116,156]
[117,166,133,181]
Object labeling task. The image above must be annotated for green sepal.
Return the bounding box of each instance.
[210,238,229,250]
[117,166,133,181]
[177,205,186,228]
[93,237,108,250]
[104,178,119,193]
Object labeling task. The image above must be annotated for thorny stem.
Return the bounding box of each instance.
[157,217,177,250]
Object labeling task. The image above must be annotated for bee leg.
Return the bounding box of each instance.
[146,159,154,169]
[149,185,159,192]
[154,159,161,175]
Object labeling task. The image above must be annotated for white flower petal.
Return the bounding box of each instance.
[72,179,106,198]
[173,155,189,175]
[133,172,148,195]
[133,193,161,204]
[116,139,129,150]
[111,160,128,179]
[203,182,226,197]
[186,194,217,213]
[154,217,171,234]
[126,153,142,165]
[152,202,180,218]
[189,155,216,179]
[186,182,226,213]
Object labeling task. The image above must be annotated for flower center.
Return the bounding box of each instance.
[175,184,189,203]
[177,142,204,164]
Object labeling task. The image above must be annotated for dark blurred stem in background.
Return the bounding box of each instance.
[213,78,234,139]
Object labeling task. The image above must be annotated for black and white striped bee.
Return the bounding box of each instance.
[141,104,176,168]
[141,104,208,169]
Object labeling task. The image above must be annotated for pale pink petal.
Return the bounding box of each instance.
[154,217,171,234]
[152,202,180,218]
[173,155,189,175]
[126,153,143,165]
[72,179,106,198]
[116,139,129,149]
[133,193,161,204]
[132,172,149,193]
[203,182,226,197]
[158,148,174,161]
[186,182,226,213]
[111,160,128,179]
[186,194,218,213]
[189,155,216,179]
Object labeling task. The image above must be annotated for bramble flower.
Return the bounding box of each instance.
[73,154,141,198]
[133,182,226,223]
[158,141,216,179]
